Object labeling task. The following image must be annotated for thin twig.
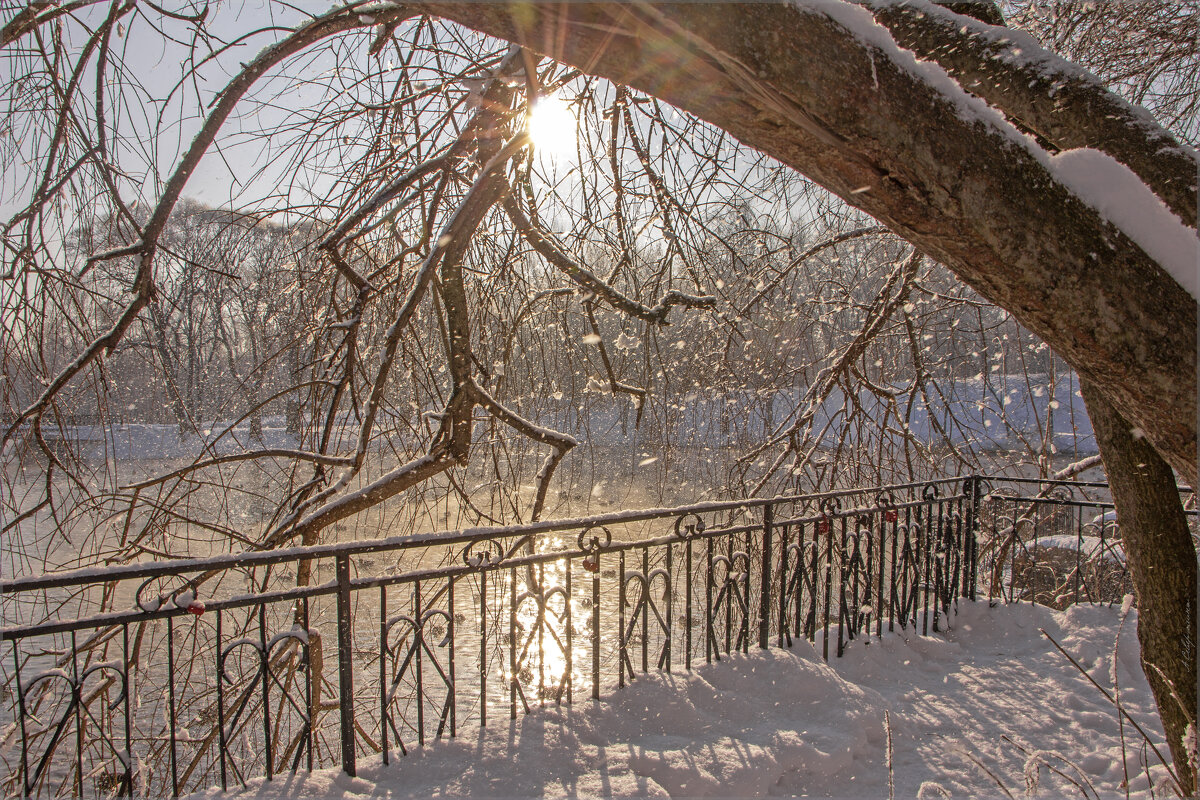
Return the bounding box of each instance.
[1040,628,1183,796]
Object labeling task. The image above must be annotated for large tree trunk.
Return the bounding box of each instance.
[1082,378,1198,795]
[417,2,1197,489]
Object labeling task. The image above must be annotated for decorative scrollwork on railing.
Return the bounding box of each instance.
[838,526,874,643]
[985,485,1019,502]
[135,574,205,615]
[892,523,924,628]
[385,609,454,661]
[673,512,705,540]
[781,535,823,645]
[936,511,964,610]
[619,568,672,680]
[842,526,866,567]
[708,551,751,658]
[462,537,507,568]
[1082,510,1119,537]
[219,638,265,685]
[17,659,133,797]
[577,525,612,573]
[217,625,311,785]
[1,476,990,796]
[80,662,128,712]
[1045,484,1074,504]
[577,525,612,552]
[510,585,570,703]
[383,607,455,751]
[819,496,842,518]
[959,475,990,498]
[21,670,78,794]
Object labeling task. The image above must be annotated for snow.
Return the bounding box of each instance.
[183,602,1171,799]
[864,0,1191,148]
[794,0,1200,301]
[267,626,311,651]
[1029,534,1125,565]
[1049,149,1199,300]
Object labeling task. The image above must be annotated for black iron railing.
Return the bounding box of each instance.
[975,475,1196,609]
[978,475,1124,607]
[2,476,980,797]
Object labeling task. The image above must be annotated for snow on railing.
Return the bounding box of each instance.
[1,476,988,797]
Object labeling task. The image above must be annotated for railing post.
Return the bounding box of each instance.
[758,503,774,649]
[335,554,357,777]
[966,476,982,601]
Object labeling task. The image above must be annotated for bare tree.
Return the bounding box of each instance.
[1,0,1195,788]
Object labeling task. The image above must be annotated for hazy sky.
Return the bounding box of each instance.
[1,0,337,219]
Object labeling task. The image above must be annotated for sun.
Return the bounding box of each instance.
[527,95,577,158]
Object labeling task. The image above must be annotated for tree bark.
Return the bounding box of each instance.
[891,7,1198,785]
[1082,378,1198,795]
[416,1,1197,489]
[867,0,1197,227]
[934,2,1003,26]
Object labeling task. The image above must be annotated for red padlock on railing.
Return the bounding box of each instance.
[577,525,611,575]
[884,509,898,524]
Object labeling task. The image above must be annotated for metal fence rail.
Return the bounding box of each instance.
[2,476,980,797]
[974,475,1196,609]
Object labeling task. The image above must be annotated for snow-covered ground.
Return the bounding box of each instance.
[186,601,1173,799]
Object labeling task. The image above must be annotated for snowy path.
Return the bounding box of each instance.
[188,602,1171,799]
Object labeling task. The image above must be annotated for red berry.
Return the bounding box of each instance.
[187,600,206,616]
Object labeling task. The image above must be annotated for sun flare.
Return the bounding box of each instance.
[527,96,577,158]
